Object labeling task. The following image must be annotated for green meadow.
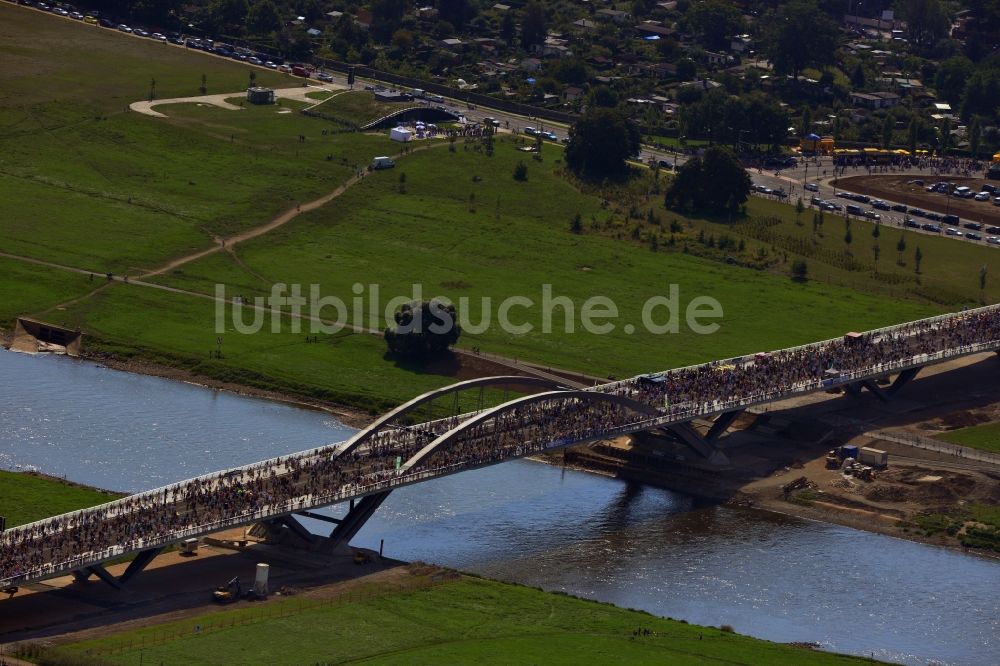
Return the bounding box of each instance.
[934,422,1000,454]
[0,470,122,527]
[0,2,979,412]
[60,576,877,665]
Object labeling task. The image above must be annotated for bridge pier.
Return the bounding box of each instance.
[634,409,743,466]
[327,492,391,551]
[72,546,164,590]
[844,367,920,402]
[267,514,317,546]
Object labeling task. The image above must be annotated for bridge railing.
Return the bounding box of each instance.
[5,308,1000,585]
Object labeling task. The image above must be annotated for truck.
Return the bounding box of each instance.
[857,447,888,468]
[370,156,395,170]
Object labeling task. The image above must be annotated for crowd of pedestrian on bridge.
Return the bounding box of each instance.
[4,307,1000,585]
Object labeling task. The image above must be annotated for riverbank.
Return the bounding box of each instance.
[7,560,879,665]
[552,352,1000,558]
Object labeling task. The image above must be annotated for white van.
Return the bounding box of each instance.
[370,156,395,170]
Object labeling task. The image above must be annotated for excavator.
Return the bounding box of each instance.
[212,576,242,604]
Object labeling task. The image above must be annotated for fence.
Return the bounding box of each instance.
[871,429,1000,466]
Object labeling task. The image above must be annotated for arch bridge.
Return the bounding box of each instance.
[4,305,1000,590]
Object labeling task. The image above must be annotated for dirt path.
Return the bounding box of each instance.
[141,139,450,279]
[128,84,346,118]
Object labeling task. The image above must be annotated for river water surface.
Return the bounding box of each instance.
[1,350,997,665]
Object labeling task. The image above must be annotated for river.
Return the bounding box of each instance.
[1,350,997,665]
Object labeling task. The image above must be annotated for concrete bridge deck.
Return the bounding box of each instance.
[3,304,1000,588]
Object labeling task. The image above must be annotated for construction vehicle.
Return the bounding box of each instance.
[825,450,840,469]
[213,576,242,604]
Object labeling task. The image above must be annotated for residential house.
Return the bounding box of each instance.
[849,91,900,109]
[519,57,543,72]
[596,8,630,23]
[636,22,677,39]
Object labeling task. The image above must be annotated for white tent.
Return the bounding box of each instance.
[390,126,413,142]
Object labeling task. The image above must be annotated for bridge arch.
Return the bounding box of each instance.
[401,389,662,473]
[335,375,567,459]
[326,389,657,549]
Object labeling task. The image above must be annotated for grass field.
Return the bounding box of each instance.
[0,4,393,271]
[140,139,937,378]
[0,470,122,527]
[0,2,982,411]
[0,257,96,320]
[311,89,416,125]
[60,576,874,665]
[934,422,1000,453]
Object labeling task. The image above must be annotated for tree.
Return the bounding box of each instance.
[762,1,838,83]
[872,243,881,273]
[437,0,477,30]
[521,2,547,49]
[851,62,866,89]
[205,0,249,34]
[513,161,528,181]
[872,221,881,239]
[969,116,983,159]
[370,0,408,42]
[961,68,1000,120]
[934,56,974,104]
[199,73,207,95]
[586,85,618,109]
[570,213,583,234]
[664,146,750,215]
[384,299,460,359]
[500,9,516,45]
[915,246,923,274]
[907,114,920,153]
[938,118,952,155]
[882,114,894,149]
[896,235,907,265]
[898,0,950,51]
[791,259,809,281]
[246,0,282,35]
[684,0,744,52]
[844,227,853,249]
[800,107,812,139]
[980,264,988,301]
[795,198,805,225]
[565,108,641,180]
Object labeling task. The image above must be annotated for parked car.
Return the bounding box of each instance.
[987,236,1000,245]
[904,218,921,228]
[872,200,891,211]
[963,222,983,231]
[315,72,333,82]
[945,227,963,236]
[891,203,907,212]
[804,182,819,192]
[922,224,942,233]
[975,192,991,201]
[117,23,131,32]
[966,232,983,241]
